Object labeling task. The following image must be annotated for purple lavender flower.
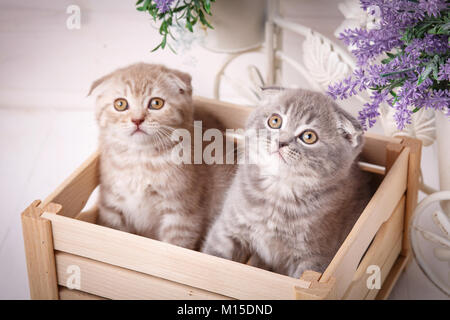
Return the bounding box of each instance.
[154,0,174,13]
[419,0,446,17]
[438,59,450,81]
[329,0,450,130]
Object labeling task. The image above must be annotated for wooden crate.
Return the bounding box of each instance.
[21,97,421,300]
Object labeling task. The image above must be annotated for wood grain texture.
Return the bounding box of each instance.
[342,197,405,299]
[59,287,106,300]
[320,148,409,298]
[56,251,231,300]
[41,211,311,300]
[41,151,99,218]
[295,271,336,300]
[361,133,403,167]
[21,200,60,300]
[375,254,410,300]
[193,96,252,130]
[400,137,422,256]
[365,238,403,300]
[75,205,99,224]
[386,143,404,174]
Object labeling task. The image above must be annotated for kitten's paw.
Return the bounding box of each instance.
[98,206,128,232]
[161,235,199,250]
[291,259,328,278]
[200,244,226,258]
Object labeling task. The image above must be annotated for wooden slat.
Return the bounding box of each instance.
[75,205,99,223]
[41,211,311,300]
[361,133,402,167]
[342,196,405,299]
[193,96,252,130]
[59,287,106,300]
[365,237,403,300]
[374,254,409,300]
[56,252,231,300]
[21,201,60,300]
[400,137,422,256]
[386,143,404,174]
[320,148,409,298]
[41,151,99,218]
[295,271,336,300]
[358,162,385,176]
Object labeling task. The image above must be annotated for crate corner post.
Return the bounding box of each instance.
[399,136,422,258]
[21,200,61,300]
[294,271,337,300]
[374,136,422,300]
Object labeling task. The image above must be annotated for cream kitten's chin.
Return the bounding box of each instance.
[129,130,154,144]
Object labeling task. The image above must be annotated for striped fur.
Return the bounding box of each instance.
[91,63,234,250]
[202,89,372,277]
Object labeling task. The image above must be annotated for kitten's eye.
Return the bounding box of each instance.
[114,98,128,112]
[268,114,282,129]
[299,130,318,144]
[149,97,165,110]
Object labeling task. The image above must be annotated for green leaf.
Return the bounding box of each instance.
[391,78,406,87]
[151,42,162,52]
[386,52,396,59]
[381,52,398,64]
[442,22,450,31]
[198,9,213,29]
[193,0,201,9]
[203,0,212,14]
[142,0,151,10]
[185,19,193,32]
[167,43,177,54]
[173,5,187,13]
[136,0,218,52]
[432,64,439,80]
[417,63,434,85]
[381,67,415,77]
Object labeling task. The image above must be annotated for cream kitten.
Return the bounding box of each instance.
[89,63,233,250]
[202,88,372,277]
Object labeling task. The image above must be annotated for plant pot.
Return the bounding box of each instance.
[202,0,266,53]
[436,111,450,217]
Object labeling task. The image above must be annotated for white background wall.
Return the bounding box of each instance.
[0,0,447,299]
[0,0,353,110]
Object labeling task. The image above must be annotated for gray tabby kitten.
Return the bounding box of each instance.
[202,88,372,278]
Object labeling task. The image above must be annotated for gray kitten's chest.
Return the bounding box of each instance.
[248,216,310,267]
[244,205,311,249]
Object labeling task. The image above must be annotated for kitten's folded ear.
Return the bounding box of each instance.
[260,86,285,102]
[335,107,364,149]
[87,73,113,97]
[169,70,192,95]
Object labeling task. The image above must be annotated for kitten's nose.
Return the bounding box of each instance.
[131,118,145,126]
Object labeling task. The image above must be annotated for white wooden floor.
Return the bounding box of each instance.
[0,109,98,299]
